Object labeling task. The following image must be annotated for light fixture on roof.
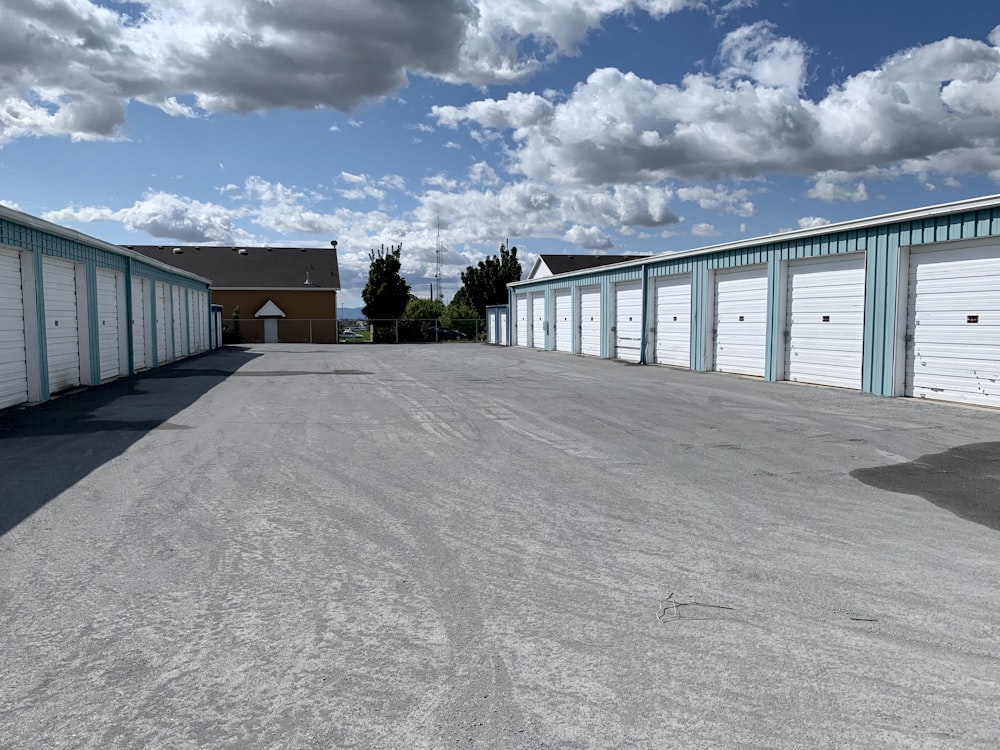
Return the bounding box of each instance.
[330,240,338,248]
[304,271,314,286]
[172,247,183,254]
[238,248,248,255]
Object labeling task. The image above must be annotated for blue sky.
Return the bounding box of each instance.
[1,0,998,306]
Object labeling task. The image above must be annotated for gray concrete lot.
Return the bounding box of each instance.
[2,343,999,749]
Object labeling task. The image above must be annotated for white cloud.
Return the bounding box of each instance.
[807,175,870,202]
[691,223,719,237]
[676,185,756,216]
[797,216,831,229]
[563,225,613,249]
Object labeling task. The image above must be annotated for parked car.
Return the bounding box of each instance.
[424,326,467,341]
[339,329,362,340]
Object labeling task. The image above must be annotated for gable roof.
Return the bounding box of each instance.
[528,254,647,279]
[126,245,341,289]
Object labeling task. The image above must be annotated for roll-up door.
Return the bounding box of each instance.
[579,286,601,356]
[530,293,546,349]
[0,247,28,409]
[172,287,186,358]
[515,295,528,347]
[131,277,148,371]
[487,310,498,344]
[499,309,508,345]
[614,281,643,363]
[43,256,81,393]
[654,275,691,368]
[96,268,122,381]
[906,241,1000,407]
[155,282,170,363]
[714,266,768,377]
[553,289,572,353]
[785,254,865,389]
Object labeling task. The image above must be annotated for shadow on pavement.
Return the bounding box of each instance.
[851,442,1000,532]
[0,346,261,537]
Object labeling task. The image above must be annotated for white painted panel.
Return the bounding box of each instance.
[553,289,572,353]
[42,256,81,393]
[155,282,169,363]
[499,310,508,346]
[515,295,528,347]
[0,247,28,409]
[907,242,1000,407]
[531,293,546,349]
[714,266,768,377]
[785,254,865,389]
[130,277,148,370]
[96,268,121,381]
[614,281,643,363]
[187,290,198,352]
[487,310,498,344]
[579,286,601,356]
[172,286,186,358]
[654,275,691,368]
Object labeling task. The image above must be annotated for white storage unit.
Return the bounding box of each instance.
[653,275,691,368]
[614,281,643,363]
[131,277,149,370]
[499,309,508,346]
[784,254,866,389]
[714,266,768,377]
[530,293,546,349]
[553,289,573,353]
[155,281,170,363]
[487,308,499,344]
[96,268,123,381]
[515,294,528,347]
[171,286,186,358]
[905,241,1000,407]
[0,247,28,409]
[579,286,601,356]
[42,256,81,393]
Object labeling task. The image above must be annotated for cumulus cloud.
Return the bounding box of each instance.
[564,225,613,249]
[807,175,870,202]
[691,223,719,237]
[797,216,831,229]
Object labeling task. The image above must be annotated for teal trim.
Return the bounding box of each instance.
[86,261,100,384]
[124,263,135,375]
[639,265,650,365]
[33,246,50,401]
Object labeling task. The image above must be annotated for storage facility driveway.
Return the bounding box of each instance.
[2,345,999,749]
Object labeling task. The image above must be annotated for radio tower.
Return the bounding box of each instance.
[435,213,444,301]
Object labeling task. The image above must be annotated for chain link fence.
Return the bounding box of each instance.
[222,317,485,344]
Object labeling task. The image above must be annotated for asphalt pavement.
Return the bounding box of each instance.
[1,343,999,749]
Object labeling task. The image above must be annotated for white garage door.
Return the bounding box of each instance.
[579,286,601,356]
[131,277,148,371]
[43,256,81,393]
[0,247,28,409]
[714,266,768,377]
[530,293,546,349]
[785,254,866,389]
[515,295,528,347]
[614,281,643,362]
[499,309,508,346]
[554,289,572,353]
[156,281,170,363]
[654,275,691,368]
[96,268,122,381]
[172,286,186,358]
[487,309,498,344]
[906,242,1000,407]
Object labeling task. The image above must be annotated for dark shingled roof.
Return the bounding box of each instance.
[538,254,646,275]
[126,245,341,289]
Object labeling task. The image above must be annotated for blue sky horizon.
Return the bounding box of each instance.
[2,1,998,306]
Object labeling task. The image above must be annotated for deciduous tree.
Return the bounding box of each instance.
[361,243,410,320]
[456,243,522,318]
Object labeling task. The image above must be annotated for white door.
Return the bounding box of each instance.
[554,290,572,353]
[131,277,148,370]
[531,293,546,349]
[654,275,691,367]
[785,254,865,389]
[614,281,643,363]
[172,286,186,358]
[579,286,601,356]
[499,310,508,345]
[487,310,498,344]
[155,282,170,363]
[906,241,1000,407]
[714,266,768,377]
[515,295,528,347]
[0,247,28,409]
[43,256,81,393]
[96,268,122,381]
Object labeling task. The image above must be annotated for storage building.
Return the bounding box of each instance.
[0,205,213,410]
[508,194,1000,408]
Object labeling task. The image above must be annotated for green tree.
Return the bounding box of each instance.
[362,243,410,320]
[404,297,446,321]
[443,299,480,339]
[457,243,522,318]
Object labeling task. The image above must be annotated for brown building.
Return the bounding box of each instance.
[127,244,341,343]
